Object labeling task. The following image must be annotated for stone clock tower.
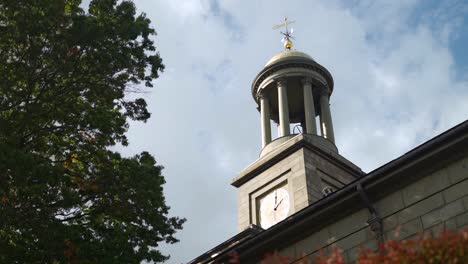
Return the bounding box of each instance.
[232,48,364,231]
[190,19,468,264]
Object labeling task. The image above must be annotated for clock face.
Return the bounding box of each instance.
[259,187,290,229]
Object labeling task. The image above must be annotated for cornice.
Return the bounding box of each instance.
[252,59,334,103]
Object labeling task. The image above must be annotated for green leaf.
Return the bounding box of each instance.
[64,3,72,14]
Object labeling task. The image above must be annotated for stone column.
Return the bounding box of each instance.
[277,79,290,137]
[259,92,272,148]
[319,87,335,143]
[302,77,317,135]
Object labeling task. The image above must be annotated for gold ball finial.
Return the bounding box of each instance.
[284,39,293,50]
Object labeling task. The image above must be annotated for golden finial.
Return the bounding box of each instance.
[273,17,295,50]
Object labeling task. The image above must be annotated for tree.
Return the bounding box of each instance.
[356,229,468,264]
[0,0,185,262]
[235,228,468,263]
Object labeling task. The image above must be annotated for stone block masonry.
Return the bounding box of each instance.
[268,154,468,263]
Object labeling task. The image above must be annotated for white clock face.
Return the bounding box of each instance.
[259,187,290,229]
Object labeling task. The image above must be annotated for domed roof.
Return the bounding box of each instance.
[265,50,315,67]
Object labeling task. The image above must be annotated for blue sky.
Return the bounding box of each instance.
[87,0,468,262]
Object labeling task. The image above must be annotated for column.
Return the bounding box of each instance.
[319,87,335,143]
[277,79,290,137]
[260,92,272,148]
[302,77,317,134]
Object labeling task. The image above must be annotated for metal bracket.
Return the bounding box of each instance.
[356,183,384,244]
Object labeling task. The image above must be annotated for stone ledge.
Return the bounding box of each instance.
[231,134,363,187]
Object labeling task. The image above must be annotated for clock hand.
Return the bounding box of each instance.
[274,198,283,210]
[274,190,277,205]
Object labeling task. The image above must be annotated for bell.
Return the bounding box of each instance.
[284,39,293,50]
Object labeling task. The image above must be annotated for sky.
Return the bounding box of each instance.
[98,0,468,263]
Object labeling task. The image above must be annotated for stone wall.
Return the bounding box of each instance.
[237,148,305,231]
[236,138,361,231]
[303,147,358,204]
[275,155,468,263]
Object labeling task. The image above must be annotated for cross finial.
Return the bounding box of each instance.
[273,17,295,50]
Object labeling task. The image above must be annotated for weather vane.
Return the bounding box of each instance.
[273,17,295,50]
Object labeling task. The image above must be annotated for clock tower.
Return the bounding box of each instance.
[190,18,468,264]
[232,26,364,231]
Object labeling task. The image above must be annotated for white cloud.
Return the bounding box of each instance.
[114,0,468,262]
[163,0,207,19]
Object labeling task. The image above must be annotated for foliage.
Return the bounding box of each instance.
[0,0,184,262]
[229,229,468,264]
[356,229,468,264]
[258,247,345,264]
[313,247,345,264]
